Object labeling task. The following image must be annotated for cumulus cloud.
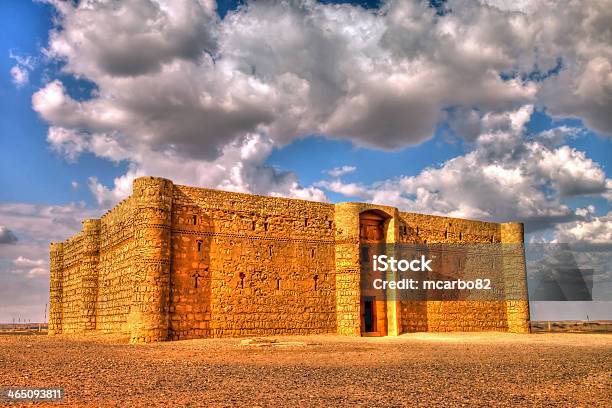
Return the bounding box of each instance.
[535,2,612,136]
[317,105,611,231]
[29,0,612,209]
[553,212,612,244]
[85,133,327,207]
[46,0,219,77]
[46,126,89,162]
[0,226,18,244]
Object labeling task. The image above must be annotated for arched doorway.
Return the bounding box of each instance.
[359,210,388,336]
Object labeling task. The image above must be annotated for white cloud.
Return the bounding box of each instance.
[317,105,611,231]
[534,145,608,197]
[33,0,548,153]
[480,0,542,14]
[11,257,48,278]
[28,0,612,209]
[46,126,88,162]
[13,256,45,268]
[86,133,327,207]
[325,165,357,178]
[10,65,29,87]
[9,51,35,88]
[45,0,218,78]
[315,179,369,198]
[553,212,612,244]
[535,126,582,147]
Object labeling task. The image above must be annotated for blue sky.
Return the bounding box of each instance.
[0,0,610,321]
[0,0,126,205]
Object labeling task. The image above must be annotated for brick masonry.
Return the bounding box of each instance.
[49,177,530,342]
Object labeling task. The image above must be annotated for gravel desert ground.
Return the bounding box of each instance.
[0,332,610,407]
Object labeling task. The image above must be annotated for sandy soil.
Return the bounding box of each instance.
[0,332,610,407]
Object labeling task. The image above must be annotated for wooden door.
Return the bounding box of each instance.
[359,210,388,336]
[359,213,386,243]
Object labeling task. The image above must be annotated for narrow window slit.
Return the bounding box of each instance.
[192,271,201,288]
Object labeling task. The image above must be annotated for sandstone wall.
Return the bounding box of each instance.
[49,199,138,335]
[398,213,501,332]
[397,212,527,333]
[170,185,337,339]
[96,198,136,335]
[50,225,100,334]
[55,231,84,333]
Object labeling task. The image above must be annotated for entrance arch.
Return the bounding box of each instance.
[359,210,389,336]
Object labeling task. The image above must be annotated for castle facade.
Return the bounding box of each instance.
[49,177,529,342]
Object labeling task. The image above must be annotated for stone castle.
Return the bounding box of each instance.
[49,176,530,342]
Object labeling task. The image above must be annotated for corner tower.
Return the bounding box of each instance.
[128,176,174,342]
[501,222,530,333]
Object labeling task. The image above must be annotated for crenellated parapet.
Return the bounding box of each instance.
[501,222,530,333]
[49,242,64,335]
[128,176,174,342]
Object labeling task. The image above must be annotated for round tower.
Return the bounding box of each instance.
[334,203,362,336]
[128,176,174,342]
